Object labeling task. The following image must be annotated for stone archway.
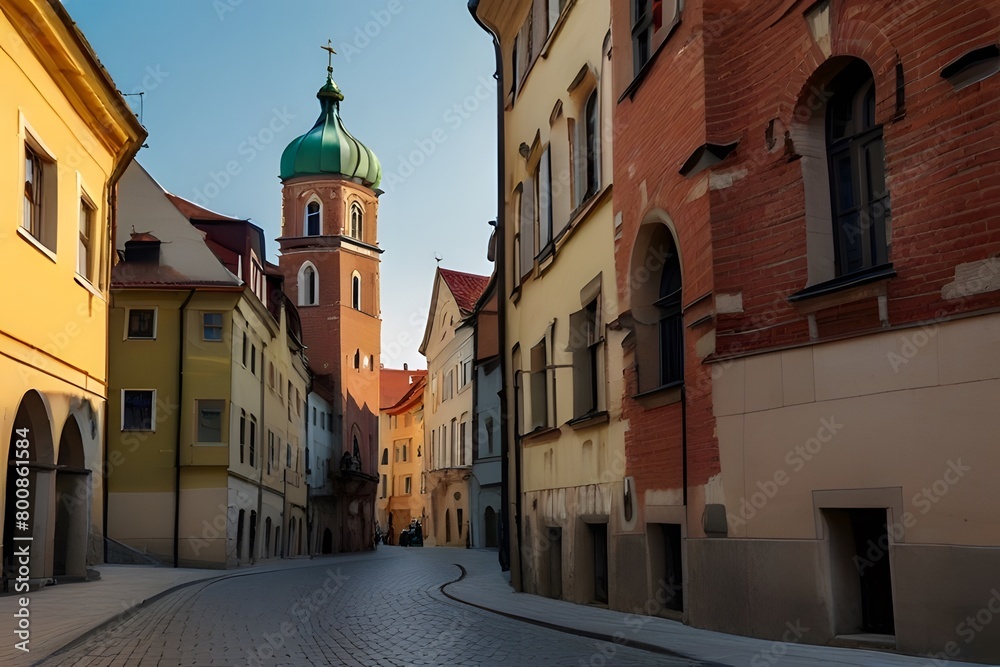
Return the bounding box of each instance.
[53,416,90,579]
[4,390,56,589]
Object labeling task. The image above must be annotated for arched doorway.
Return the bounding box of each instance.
[54,416,90,579]
[4,390,56,588]
[484,507,498,548]
[322,528,333,554]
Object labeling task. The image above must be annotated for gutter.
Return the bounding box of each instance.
[467,0,513,574]
[174,289,196,568]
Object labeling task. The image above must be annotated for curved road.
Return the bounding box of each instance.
[40,548,700,666]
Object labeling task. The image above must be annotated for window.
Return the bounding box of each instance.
[519,178,535,279]
[583,90,600,201]
[404,476,412,495]
[267,431,275,474]
[251,344,257,375]
[571,298,602,418]
[306,200,321,236]
[451,418,458,466]
[22,140,56,251]
[240,410,247,463]
[312,407,317,425]
[196,400,224,443]
[537,147,553,255]
[632,223,684,393]
[826,60,890,276]
[530,339,549,430]
[300,263,318,306]
[444,370,454,401]
[352,272,362,310]
[394,446,400,463]
[460,418,467,466]
[127,309,156,339]
[350,202,364,240]
[203,313,223,341]
[402,443,408,462]
[78,196,96,283]
[548,0,567,33]
[381,474,387,498]
[123,390,155,431]
[486,416,495,454]
[631,1,684,76]
[381,448,388,465]
[320,412,325,430]
[460,359,472,389]
[286,443,292,468]
[417,445,422,458]
[353,349,360,370]
[249,416,257,468]
[242,330,248,367]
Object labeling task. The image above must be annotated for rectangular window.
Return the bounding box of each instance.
[571,299,602,418]
[404,476,412,495]
[460,420,467,466]
[520,179,535,279]
[451,418,458,466]
[22,139,56,251]
[286,443,292,468]
[127,309,156,339]
[78,196,96,283]
[242,330,249,367]
[381,474,387,499]
[395,446,400,463]
[403,443,408,462]
[267,431,274,474]
[249,416,257,468]
[444,370,454,401]
[460,359,472,389]
[196,400,225,443]
[632,0,681,77]
[122,390,155,431]
[239,410,246,464]
[537,147,553,254]
[548,0,566,33]
[313,407,317,425]
[251,344,257,375]
[203,313,223,341]
[530,339,549,430]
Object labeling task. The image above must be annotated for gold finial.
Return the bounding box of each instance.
[321,40,337,74]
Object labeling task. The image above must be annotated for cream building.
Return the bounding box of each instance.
[377,367,428,543]
[419,268,489,547]
[107,164,308,568]
[470,0,625,604]
[0,0,145,586]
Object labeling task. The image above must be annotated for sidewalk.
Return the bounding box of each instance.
[0,553,376,666]
[441,549,976,667]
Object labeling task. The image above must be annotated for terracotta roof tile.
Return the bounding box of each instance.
[439,268,490,314]
[380,368,427,410]
[165,193,246,223]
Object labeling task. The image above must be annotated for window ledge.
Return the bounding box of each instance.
[17,227,57,264]
[788,263,896,313]
[520,426,561,446]
[75,275,106,300]
[539,0,576,60]
[618,19,683,104]
[566,410,610,430]
[631,381,683,410]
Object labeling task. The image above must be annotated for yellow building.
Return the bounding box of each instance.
[106,164,308,568]
[377,367,428,543]
[470,0,626,603]
[0,0,145,585]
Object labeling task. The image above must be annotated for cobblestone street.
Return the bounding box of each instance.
[39,548,702,667]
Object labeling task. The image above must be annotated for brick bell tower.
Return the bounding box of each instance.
[277,52,382,552]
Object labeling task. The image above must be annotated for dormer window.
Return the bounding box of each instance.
[306,201,321,236]
[350,202,364,241]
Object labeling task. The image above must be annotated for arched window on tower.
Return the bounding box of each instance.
[298,262,318,306]
[354,349,360,369]
[350,202,364,241]
[352,272,362,311]
[305,200,321,236]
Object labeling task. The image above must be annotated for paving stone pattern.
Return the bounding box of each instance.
[39,549,702,667]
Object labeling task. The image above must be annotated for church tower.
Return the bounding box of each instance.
[277,54,382,552]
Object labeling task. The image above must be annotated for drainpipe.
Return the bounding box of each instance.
[681,385,688,507]
[467,0,512,574]
[174,289,195,568]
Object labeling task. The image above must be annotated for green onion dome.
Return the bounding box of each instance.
[280,75,382,189]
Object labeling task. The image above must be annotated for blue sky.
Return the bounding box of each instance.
[67,0,498,370]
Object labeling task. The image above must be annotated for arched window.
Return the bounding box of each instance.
[305,200,321,236]
[350,202,364,241]
[352,272,362,310]
[298,262,318,306]
[353,349,360,369]
[584,89,600,200]
[631,220,683,394]
[826,60,889,276]
[381,448,388,465]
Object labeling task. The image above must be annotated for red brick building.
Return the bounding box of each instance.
[277,67,384,553]
[612,0,999,660]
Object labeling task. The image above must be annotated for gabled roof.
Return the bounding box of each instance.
[380,368,428,411]
[165,193,246,223]
[438,268,491,315]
